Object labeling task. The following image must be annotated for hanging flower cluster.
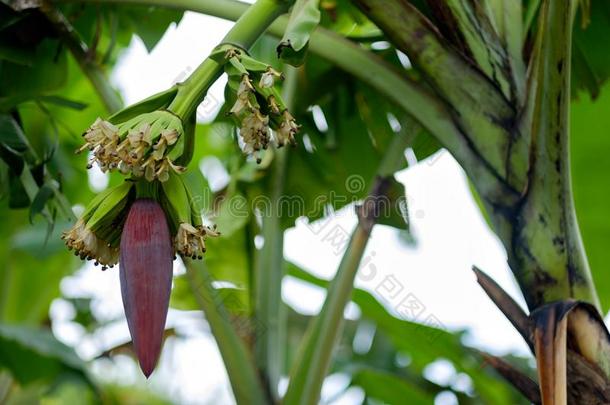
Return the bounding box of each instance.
[62,218,119,268]
[175,222,220,259]
[216,46,300,163]
[159,172,220,259]
[69,66,223,269]
[64,25,306,380]
[62,181,133,269]
[62,173,222,268]
[78,111,186,182]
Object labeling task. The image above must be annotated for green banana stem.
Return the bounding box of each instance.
[425,0,514,100]
[134,179,159,199]
[168,0,289,119]
[253,163,286,400]
[253,66,297,400]
[283,225,371,405]
[506,0,600,310]
[0,372,13,403]
[283,130,411,405]
[184,259,268,405]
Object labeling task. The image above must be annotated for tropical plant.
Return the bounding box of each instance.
[0,0,609,404]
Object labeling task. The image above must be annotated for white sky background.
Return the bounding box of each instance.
[46,10,585,405]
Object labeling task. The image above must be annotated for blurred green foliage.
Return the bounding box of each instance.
[0,0,608,404]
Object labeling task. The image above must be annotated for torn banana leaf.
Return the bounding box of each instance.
[277,0,321,66]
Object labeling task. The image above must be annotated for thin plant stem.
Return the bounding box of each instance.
[283,130,411,405]
[184,259,268,405]
[168,0,288,118]
[253,65,297,400]
[41,1,123,113]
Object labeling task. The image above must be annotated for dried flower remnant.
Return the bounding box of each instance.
[79,118,120,172]
[175,223,221,259]
[259,67,282,88]
[232,74,255,111]
[275,110,299,147]
[240,112,271,163]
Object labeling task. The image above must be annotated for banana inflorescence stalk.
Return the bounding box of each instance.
[61,0,295,378]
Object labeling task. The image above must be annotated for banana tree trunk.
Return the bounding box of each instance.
[493,0,599,311]
[353,0,599,312]
[353,0,610,403]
